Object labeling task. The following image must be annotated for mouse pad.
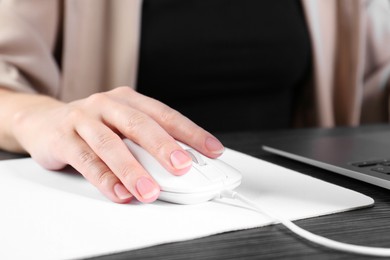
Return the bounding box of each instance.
[0,148,373,259]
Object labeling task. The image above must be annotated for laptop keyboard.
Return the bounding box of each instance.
[352,159,390,174]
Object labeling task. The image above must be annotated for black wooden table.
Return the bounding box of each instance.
[3,125,390,259]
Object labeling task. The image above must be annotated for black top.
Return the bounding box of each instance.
[137,0,311,132]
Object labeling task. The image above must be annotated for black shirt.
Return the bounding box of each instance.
[137,0,311,132]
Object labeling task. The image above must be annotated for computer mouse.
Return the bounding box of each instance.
[123,139,242,204]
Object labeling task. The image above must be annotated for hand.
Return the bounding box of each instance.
[11,87,225,203]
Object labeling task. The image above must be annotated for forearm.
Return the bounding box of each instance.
[0,88,62,153]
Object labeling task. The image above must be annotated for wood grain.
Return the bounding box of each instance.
[3,125,390,260]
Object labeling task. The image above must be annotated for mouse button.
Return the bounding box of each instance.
[159,169,216,193]
[185,149,206,166]
[193,164,225,182]
[149,168,175,184]
[211,161,242,183]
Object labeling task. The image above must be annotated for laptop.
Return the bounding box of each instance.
[262,125,390,189]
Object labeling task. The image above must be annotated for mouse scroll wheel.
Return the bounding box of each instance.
[185,149,207,166]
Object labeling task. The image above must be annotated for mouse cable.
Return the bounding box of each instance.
[220,190,390,257]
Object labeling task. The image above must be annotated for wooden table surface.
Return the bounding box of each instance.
[2,125,390,259]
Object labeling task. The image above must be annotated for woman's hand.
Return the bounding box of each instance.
[7,87,224,203]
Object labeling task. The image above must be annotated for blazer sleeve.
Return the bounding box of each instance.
[361,0,390,122]
[0,0,61,96]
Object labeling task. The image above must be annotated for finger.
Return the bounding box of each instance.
[109,87,225,158]
[75,119,161,203]
[59,131,134,204]
[85,93,193,175]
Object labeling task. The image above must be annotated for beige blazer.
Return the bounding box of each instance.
[0,0,389,128]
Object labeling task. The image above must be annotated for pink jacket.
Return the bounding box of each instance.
[0,0,389,127]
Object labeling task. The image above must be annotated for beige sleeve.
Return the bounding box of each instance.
[0,0,61,96]
[361,0,390,122]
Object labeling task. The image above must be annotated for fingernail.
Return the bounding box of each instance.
[114,183,133,200]
[170,150,192,170]
[205,137,224,154]
[136,177,160,200]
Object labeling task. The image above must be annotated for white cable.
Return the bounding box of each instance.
[220,190,390,257]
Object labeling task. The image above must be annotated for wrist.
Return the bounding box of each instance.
[0,91,63,153]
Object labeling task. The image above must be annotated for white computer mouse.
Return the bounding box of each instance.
[123,139,242,204]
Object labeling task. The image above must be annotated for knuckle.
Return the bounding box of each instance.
[76,154,115,187]
[117,163,137,182]
[78,150,97,166]
[123,112,149,134]
[63,107,85,123]
[159,106,181,125]
[96,169,115,187]
[94,133,117,151]
[85,92,108,106]
[112,86,134,96]
[183,125,204,141]
[151,139,168,156]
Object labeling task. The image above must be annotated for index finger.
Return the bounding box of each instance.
[109,87,225,158]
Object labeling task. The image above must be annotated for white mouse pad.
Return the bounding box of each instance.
[0,148,373,259]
